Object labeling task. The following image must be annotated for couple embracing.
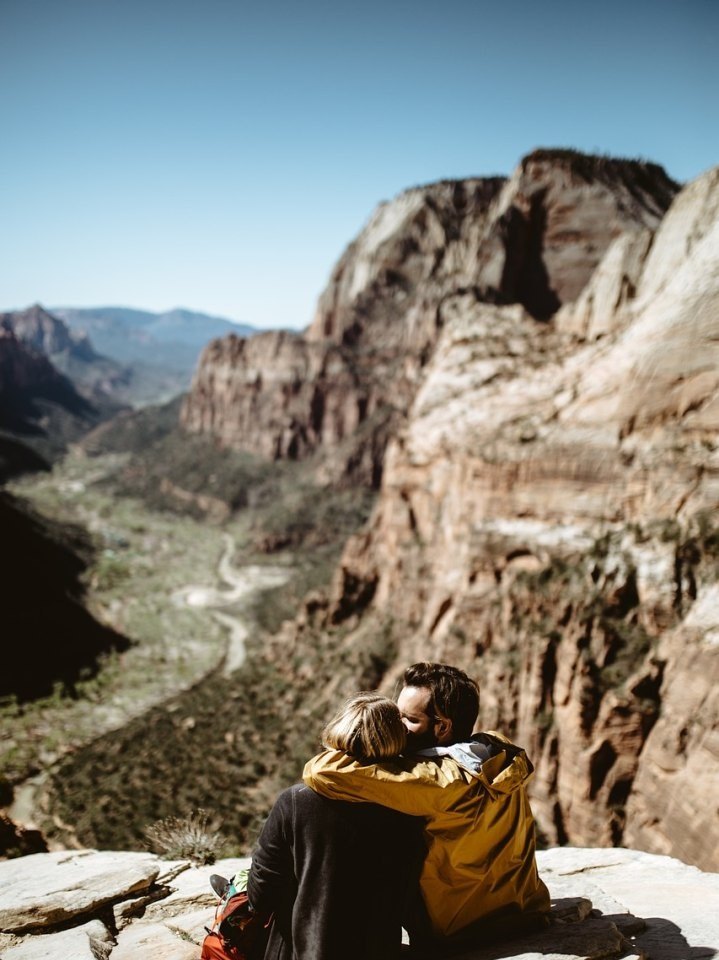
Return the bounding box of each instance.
[246,661,549,959]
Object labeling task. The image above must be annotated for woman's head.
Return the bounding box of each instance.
[322,692,406,762]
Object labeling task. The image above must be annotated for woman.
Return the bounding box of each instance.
[247,693,425,960]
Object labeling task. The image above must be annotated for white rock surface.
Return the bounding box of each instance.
[2,920,113,960]
[0,847,717,959]
[108,919,199,960]
[537,846,719,960]
[682,583,719,646]
[0,920,113,960]
[555,229,653,341]
[0,850,161,934]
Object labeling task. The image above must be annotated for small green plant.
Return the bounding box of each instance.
[144,808,224,864]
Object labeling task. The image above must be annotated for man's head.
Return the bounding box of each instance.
[397,662,479,751]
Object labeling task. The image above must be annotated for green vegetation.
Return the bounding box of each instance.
[521,148,680,198]
[3,416,377,854]
[596,617,654,694]
[254,483,374,552]
[110,437,276,515]
[536,709,555,733]
[38,584,394,854]
[42,654,323,854]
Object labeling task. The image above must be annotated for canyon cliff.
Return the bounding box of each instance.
[181,151,676,485]
[0,319,103,472]
[1,305,130,400]
[181,150,718,871]
[0,491,130,700]
[0,307,134,474]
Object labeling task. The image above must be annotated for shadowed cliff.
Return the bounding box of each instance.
[0,492,130,701]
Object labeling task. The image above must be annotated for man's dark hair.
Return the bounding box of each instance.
[403,662,480,741]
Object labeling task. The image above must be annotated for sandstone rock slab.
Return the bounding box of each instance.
[538,847,719,959]
[0,847,716,960]
[0,850,161,933]
[109,917,199,960]
[0,919,113,960]
[452,917,627,960]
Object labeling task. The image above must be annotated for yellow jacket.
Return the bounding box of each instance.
[303,731,550,939]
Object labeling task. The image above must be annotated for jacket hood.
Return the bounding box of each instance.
[416,730,534,796]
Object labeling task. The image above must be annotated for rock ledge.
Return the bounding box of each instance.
[0,847,716,959]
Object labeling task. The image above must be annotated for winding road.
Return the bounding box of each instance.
[172,534,290,674]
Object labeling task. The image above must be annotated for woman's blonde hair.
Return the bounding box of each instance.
[322,692,406,762]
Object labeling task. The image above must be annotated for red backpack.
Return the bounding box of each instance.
[200,888,272,960]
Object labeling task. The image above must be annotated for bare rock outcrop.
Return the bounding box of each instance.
[1,304,96,363]
[0,849,162,933]
[0,847,716,959]
[0,321,81,413]
[0,314,123,464]
[181,330,363,461]
[0,321,93,474]
[1,304,129,400]
[181,151,677,486]
[622,584,719,868]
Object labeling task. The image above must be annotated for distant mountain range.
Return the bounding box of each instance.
[0,304,258,478]
[52,306,256,373]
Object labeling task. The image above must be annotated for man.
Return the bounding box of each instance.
[303,662,550,952]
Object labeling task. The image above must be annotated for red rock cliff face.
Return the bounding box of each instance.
[312,166,719,870]
[181,151,677,485]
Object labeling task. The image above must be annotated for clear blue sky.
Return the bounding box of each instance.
[1,0,716,330]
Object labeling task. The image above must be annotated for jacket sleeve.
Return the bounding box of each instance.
[247,789,294,918]
[302,750,473,816]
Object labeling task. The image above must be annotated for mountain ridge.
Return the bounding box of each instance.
[53,305,257,369]
[181,150,679,482]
